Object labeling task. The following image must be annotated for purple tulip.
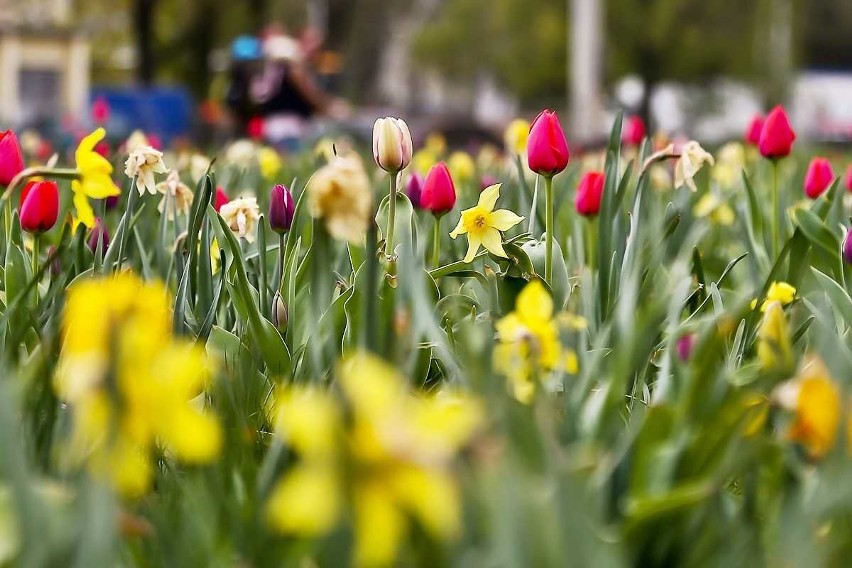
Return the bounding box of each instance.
[268,184,295,234]
[844,230,852,265]
[406,173,424,209]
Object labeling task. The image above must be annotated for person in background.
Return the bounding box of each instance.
[225,35,263,137]
[250,30,347,151]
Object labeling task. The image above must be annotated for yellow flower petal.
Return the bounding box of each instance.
[266,465,341,536]
[488,209,524,232]
[516,279,553,322]
[479,227,507,258]
[462,232,481,263]
[449,215,467,238]
[72,187,95,228]
[391,467,459,540]
[354,483,406,567]
[478,184,501,212]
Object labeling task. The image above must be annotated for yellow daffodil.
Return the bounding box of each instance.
[72,128,121,228]
[448,151,476,183]
[258,146,283,178]
[752,281,796,312]
[495,280,578,403]
[55,272,221,497]
[774,357,840,459]
[504,118,530,155]
[756,301,793,372]
[449,184,523,263]
[265,352,482,567]
[712,142,745,188]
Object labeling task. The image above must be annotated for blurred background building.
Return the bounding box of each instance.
[3,0,852,145]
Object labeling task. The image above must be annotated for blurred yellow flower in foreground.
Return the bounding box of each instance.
[775,357,840,459]
[449,184,523,263]
[504,118,530,155]
[757,301,793,372]
[308,155,372,243]
[265,352,482,567]
[258,146,283,179]
[72,128,121,228]
[495,280,578,403]
[55,272,221,497]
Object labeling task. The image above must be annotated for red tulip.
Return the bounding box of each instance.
[527,110,570,177]
[745,114,764,146]
[0,130,25,186]
[19,180,59,233]
[420,162,457,216]
[91,96,110,125]
[575,171,605,217]
[759,106,796,159]
[247,117,265,140]
[803,157,834,199]
[845,164,852,193]
[622,115,646,147]
[214,187,230,212]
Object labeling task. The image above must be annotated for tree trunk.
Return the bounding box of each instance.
[134,0,157,85]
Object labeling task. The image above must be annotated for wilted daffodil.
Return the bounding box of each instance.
[774,356,841,459]
[124,144,168,195]
[265,352,482,567]
[219,196,261,243]
[495,280,578,403]
[675,141,715,192]
[156,170,194,219]
[450,184,523,263]
[55,272,221,498]
[72,128,121,228]
[308,155,372,243]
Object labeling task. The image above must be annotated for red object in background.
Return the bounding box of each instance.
[480,174,498,191]
[745,114,764,146]
[845,164,852,193]
[527,110,570,177]
[95,141,110,158]
[575,171,605,217]
[88,218,110,253]
[91,96,110,125]
[759,106,796,159]
[420,162,457,216]
[35,139,53,162]
[214,187,230,212]
[19,180,59,233]
[803,157,834,199]
[622,115,646,147]
[247,117,265,141]
[147,134,163,151]
[0,130,25,186]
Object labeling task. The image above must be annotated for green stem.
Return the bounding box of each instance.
[116,180,138,272]
[384,173,398,258]
[274,233,285,295]
[431,214,442,268]
[544,175,554,285]
[364,218,378,352]
[31,234,40,307]
[771,160,779,260]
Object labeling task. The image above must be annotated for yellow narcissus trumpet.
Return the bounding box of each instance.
[449,184,523,263]
[72,128,121,227]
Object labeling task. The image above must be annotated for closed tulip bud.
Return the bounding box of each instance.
[745,114,764,146]
[0,130,25,186]
[214,187,230,212]
[844,230,852,265]
[19,180,59,233]
[268,184,295,234]
[622,115,646,147]
[105,194,121,210]
[676,334,695,362]
[845,164,852,193]
[420,162,457,216]
[804,157,834,199]
[759,106,796,159]
[527,110,570,177]
[88,218,110,253]
[372,117,413,173]
[271,291,288,330]
[575,171,605,217]
[406,173,424,208]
